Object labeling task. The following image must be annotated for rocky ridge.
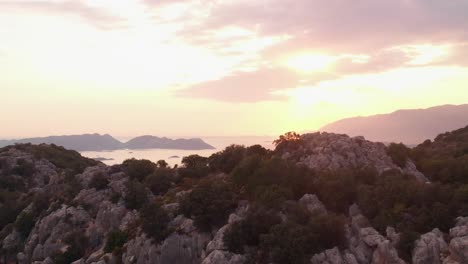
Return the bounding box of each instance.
[282,132,428,182]
[1,132,467,264]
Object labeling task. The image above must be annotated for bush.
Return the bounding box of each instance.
[387,143,411,168]
[179,155,209,179]
[180,178,237,231]
[104,230,128,253]
[88,172,109,190]
[273,132,303,154]
[140,203,170,243]
[124,180,148,210]
[12,159,35,177]
[15,211,35,237]
[144,169,173,196]
[307,213,347,252]
[53,231,89,264]
[122,158,156,181]
[209,145,246,174]
[224,207,281,254]
[397,230,420,262]
[260,222,312,264]
[259,213,346,264]
[157,160,169,168]
[254,185,292,209]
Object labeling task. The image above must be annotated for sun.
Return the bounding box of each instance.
[286,54,336,73]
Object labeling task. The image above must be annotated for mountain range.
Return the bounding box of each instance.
[0,134,215,151]
[321,104,468,145]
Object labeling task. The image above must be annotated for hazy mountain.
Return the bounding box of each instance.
[125,135,215,150]
[0,133,214,151]
[320,104,468,145]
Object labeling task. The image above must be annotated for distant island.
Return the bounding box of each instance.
[0,134,215,151]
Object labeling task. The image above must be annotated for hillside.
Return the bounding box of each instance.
[0,134,215,151]
[0,129,468,264]
[321,104,468,145]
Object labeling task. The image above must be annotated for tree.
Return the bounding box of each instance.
[122,158,156,181]
[144,169,173,196]
[88,172,109,190]
[208,145,246,174]
[157,160,169,168]
[387,143,411,168]
[14,211,35,237]
[104,230,128,253]
[180,178,237,231]
[273,132,303,154]
[140,203,170,243]
[124,180,148,210]
[179,155,209,178]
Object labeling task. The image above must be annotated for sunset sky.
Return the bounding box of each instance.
[1,0,468,138]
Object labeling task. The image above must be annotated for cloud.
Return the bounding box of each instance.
[175,67,336,102]
[0,1,125,30]
[197,0,468,53]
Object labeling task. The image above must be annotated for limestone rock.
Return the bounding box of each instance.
[299,194,327,215]
[201,250,246,264]
[412,229,448,264]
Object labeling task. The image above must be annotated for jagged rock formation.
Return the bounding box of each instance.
[442,217,468,264]
[1,128,467,264]
[282,132,428,182]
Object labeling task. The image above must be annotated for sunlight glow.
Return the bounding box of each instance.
[286,54,337,73]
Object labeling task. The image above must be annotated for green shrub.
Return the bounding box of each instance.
[122,159,156,181]
[15,211,35,237]
[387,143,411,168]
[124,180,148,210]
[140,203,170,243]
[224,207,281,254]
[88,172,109,190]
[157,160,169,168]
[180,178,237,231]
[209,145,246,174]
[254,185,292,209]
[144,169,173,195]
[260,222,312,264]
[104,230,128,253]
[12,159,35,177]
[179,155,209,179]
[397,230,420,262]
[259,213,346,264]
[307,213,347,252]
[53,231,89,264]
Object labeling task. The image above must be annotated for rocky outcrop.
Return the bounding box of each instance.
[283,133,427,182]
[412,229,448,264]
[311,204,406,264]
[443,217,468,264]
[299,194,327,215]
[201,250,246,264]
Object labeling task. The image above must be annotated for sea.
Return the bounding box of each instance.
[80,136,275,167]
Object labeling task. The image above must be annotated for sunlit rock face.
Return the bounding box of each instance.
[282,132,427,182]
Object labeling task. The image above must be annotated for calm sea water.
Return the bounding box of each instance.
[80,136,275,166]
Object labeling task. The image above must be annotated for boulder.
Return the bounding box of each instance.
[299,194,327,215]
[201,250,246,264]
[412,229,448,264]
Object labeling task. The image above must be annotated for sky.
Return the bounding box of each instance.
[1,0,468,138]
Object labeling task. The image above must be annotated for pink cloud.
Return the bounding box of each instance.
[175,67,336,102]
[0,1,125,30]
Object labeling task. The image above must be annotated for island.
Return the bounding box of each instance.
[0,133,215,151]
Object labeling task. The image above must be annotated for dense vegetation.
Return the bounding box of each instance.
[2,126,468,263]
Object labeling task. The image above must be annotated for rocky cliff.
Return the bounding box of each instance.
[0,129,467,264]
